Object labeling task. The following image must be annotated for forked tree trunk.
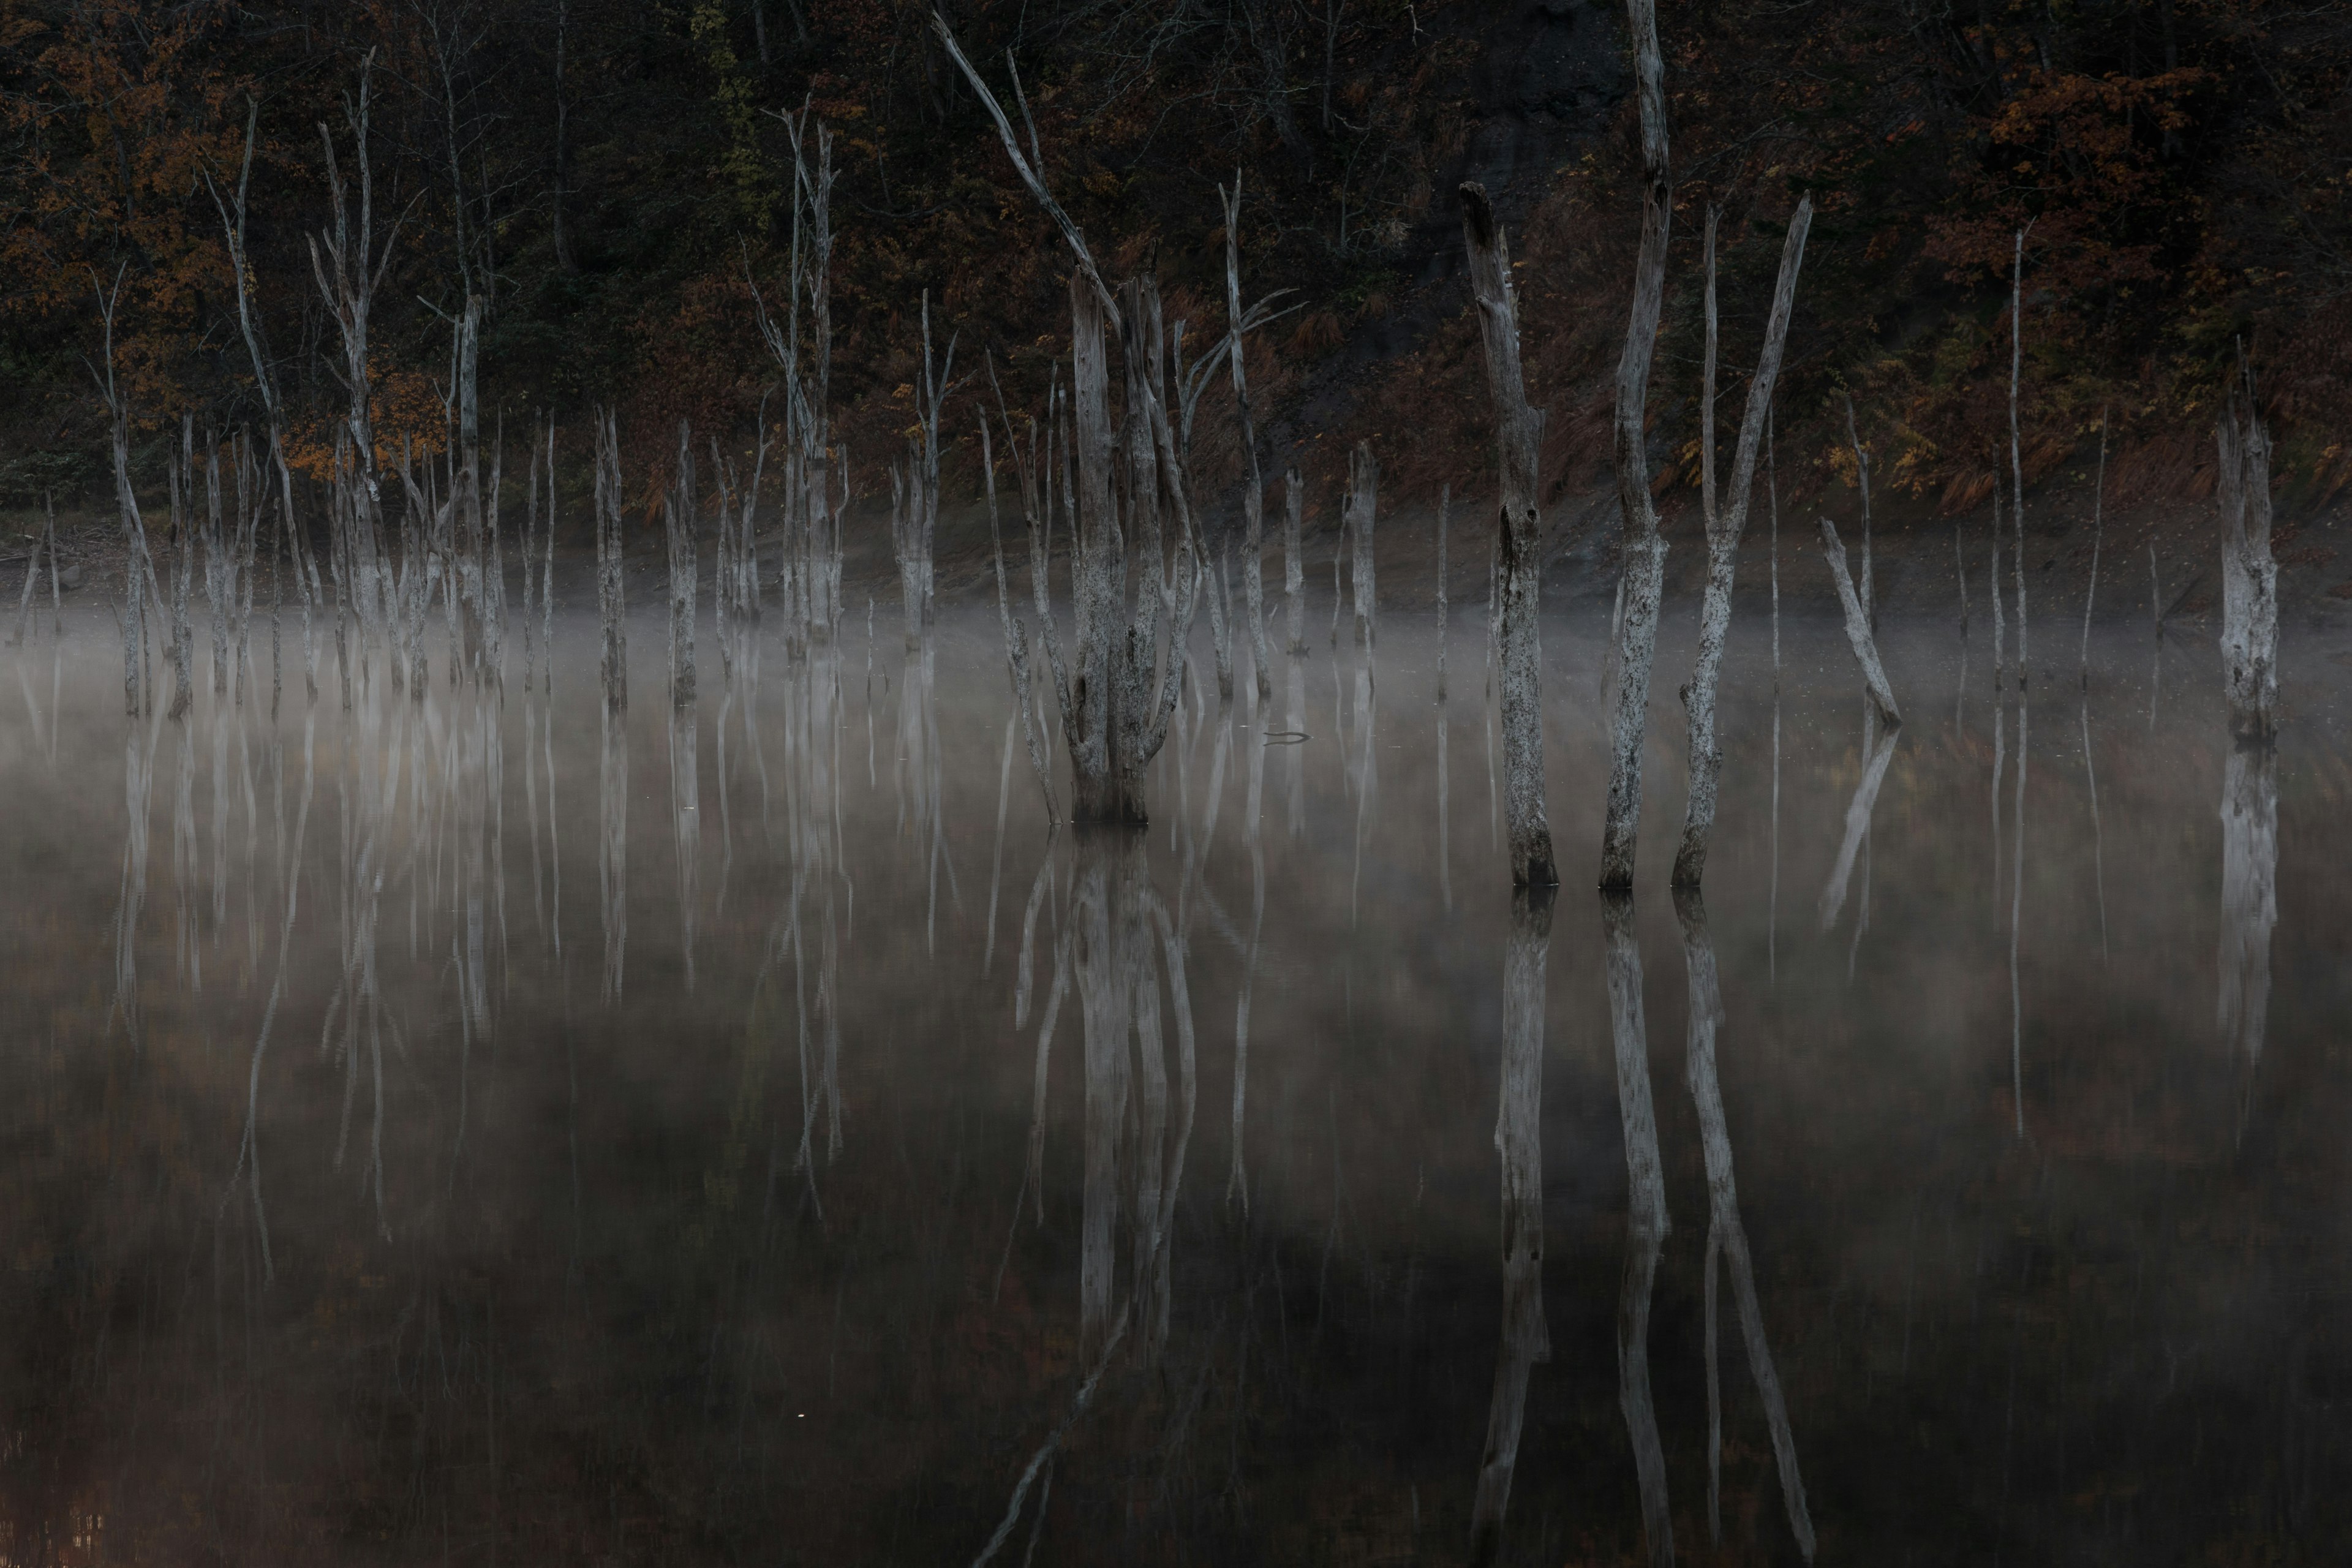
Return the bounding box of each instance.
[1459,181,1557,888]
[1598,0,1674,891]
[1670,195,1813,888]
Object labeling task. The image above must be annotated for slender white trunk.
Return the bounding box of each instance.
[1672,198,1813,886]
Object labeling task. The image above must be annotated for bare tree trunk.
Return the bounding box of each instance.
[1671,196,1813,887]
[1459,181,1556,888]
[1599,0,1673,891]
[1346,440,1377,643]
[2008,227,2032,688]
[2216,375,2278,740]
[1844,392,1874,627]
[1820,514,1900,726]
[1283,468,1305,653]
[2079,407,2108,686]
[666,422,698,708]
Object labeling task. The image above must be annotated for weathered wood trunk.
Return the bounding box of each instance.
[2216,385,2277,740]
[1346,440,1377,641]
[1599,0,1674,891]
[1820,514,1901,726]
[1459,181,1557,888]
[1670,197,1813,888]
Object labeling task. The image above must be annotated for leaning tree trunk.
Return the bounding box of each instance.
[1459,181,1557,888]
[1599,0,1674,891]
[1671,196,1813,887]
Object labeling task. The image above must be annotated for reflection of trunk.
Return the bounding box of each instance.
[1599,0,1673,891]
[669,701,699,989]
[1069,829,1194,1362]
[1469,886,1555,1567]
[2218,742,2276,1066]
[1818,720,1900,932]
[1458,182,1556,888]
[2215,384,2278,741]
[1231,677,1267,1210]
[1676,888,1815,1561]
[1349,649,1377,921]
[1601,891,1674,1568]
[2008,691,2029,1136]
[599,687,629,1003]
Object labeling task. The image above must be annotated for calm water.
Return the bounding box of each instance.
[2,599,2348,1565]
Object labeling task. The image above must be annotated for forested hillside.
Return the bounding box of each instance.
[2,0,2347,520]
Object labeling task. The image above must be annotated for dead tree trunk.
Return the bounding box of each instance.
[938,19,1204,825]
[1459,181,1556,888]
[1283,468,1306,654]
[1346,440,1377,643]
[1670,197,1813,888]
[1820,514,1900,726]
[1223,175,1276,703]
[2216,373,2278,740]
[1599,0,1674,891]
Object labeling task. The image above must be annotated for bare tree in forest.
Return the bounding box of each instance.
[937,15,1205,824]
[891,291,959,646]
[1598,0,1673,891]
[1459,181,1556,888]
[1820,514,1901,727]
[1283,468,1306,654]
[1670,197,1813,887]
[1223,173,1278,702]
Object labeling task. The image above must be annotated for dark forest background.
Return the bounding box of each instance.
[2,0,2348,524]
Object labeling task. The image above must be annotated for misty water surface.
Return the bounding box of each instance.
[1,601,2348,1564]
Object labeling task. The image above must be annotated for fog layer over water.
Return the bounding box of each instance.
[3,601,2348,1564]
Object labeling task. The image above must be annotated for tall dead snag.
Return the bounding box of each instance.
[664,422,698,707]
[1346,440,1378,642]
[890,291,957,647]
[1670,195,1814,888]
[2216,368,2278,741]
[1598,0,1674,891]
[90,272,157,715]
[1283,469,1306,654]
[307,52,409,680]
[1223,173,1275,703]
[938,15,1202,824]
[1459,180,1557,888]
[593,410,628,709]
[1819,514,1900,726]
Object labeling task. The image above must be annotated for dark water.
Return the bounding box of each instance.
[2,600,2348,1565]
